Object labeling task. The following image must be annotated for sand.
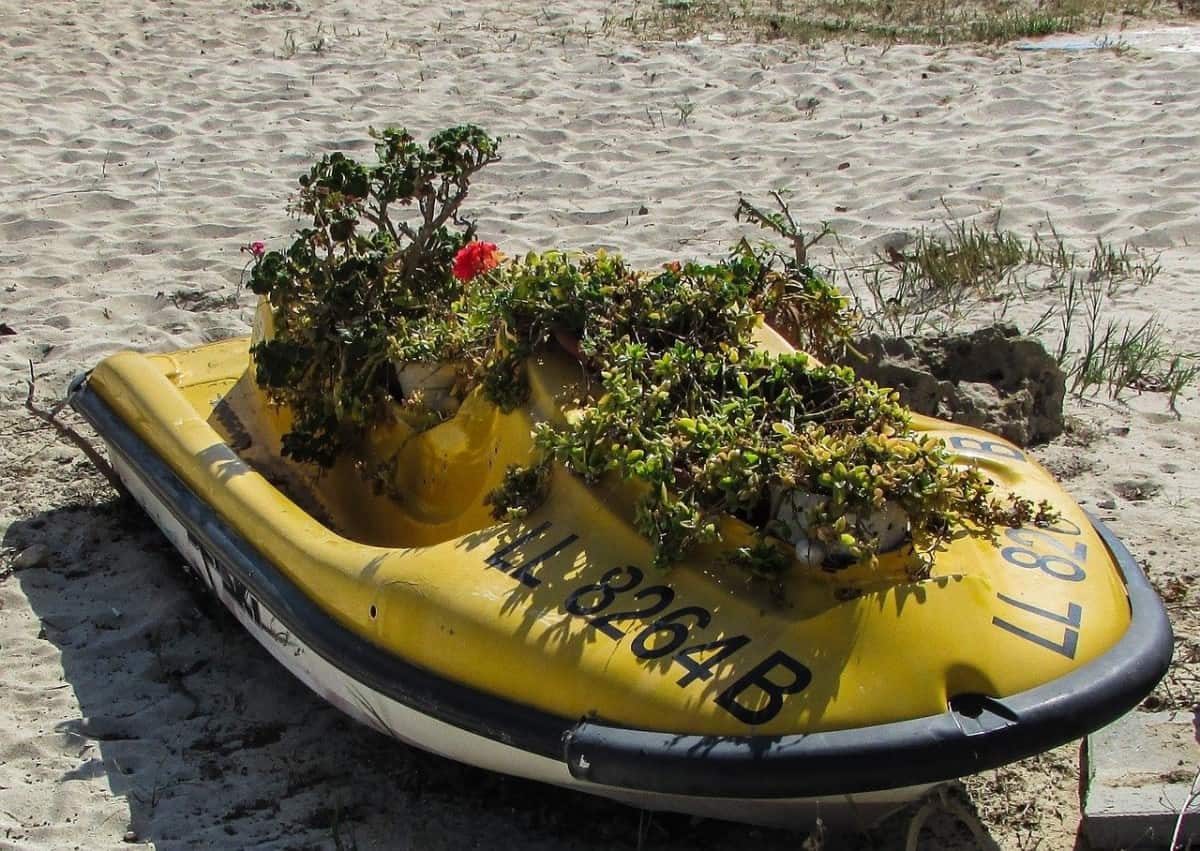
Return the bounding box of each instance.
[1,1,1197,848]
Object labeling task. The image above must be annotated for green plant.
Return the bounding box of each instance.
[310,22,328,53]
[674,96,696,125]
[247,125,501,465]
[486,463,551,520]
[734,191,845,353]
[473,235,1044,574]
[512,337,1048,571]
[279,29,298,58]
[1043,241,1191,411]
[251,135,1051,582]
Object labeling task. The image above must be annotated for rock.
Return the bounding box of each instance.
[845,323,1066,447]
[13,544,48,570]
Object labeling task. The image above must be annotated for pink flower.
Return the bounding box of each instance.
[452,241,500,282]
[250,241,266,258]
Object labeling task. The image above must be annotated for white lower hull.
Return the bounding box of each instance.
[112,450,936,830]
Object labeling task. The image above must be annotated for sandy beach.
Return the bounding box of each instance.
[1,1,1197,847]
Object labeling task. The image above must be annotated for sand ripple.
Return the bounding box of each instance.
[2,2,1199,848]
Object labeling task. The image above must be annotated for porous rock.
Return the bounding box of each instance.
[845,323,1065,447]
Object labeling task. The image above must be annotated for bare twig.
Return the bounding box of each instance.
[1171,765,1200,851]
[24,361,123,494]
[5,187,110,205]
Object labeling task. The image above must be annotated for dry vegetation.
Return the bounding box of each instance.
[609,0,1199,43]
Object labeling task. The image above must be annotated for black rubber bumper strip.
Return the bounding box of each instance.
[70,373,1174,800]
[564,515,1174,797]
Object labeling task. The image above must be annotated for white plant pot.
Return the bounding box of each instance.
[395,362,460,415]
[773,488,908,568]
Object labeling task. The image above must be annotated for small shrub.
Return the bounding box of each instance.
[247,125,500,465]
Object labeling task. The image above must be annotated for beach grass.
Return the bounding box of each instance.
[611,0,1196,44]
[825,209,1194,409]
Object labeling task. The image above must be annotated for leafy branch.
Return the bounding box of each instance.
[247,125,500,465]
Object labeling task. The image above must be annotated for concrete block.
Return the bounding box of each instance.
[1083,710,1199,849]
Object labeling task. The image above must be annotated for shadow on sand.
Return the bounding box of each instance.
[4,495,1022,850]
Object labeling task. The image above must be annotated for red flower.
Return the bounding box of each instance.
[250,241,266,257]
[452,241,500,281]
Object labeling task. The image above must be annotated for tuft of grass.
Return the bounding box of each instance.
[967,11,1081,42]
[278,28,298,58]
[843,215,1035,337]
[674,95,696,125]
[310,22,327,53]
[845,212,1161,338]
[833,207,1191,411]
[1042,229,1187,409]
[1086,235,1161,291]
[891,219,1030,294]
[616,0,1194,45]
[1066,309,1199,412]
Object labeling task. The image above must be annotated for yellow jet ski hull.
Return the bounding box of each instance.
[68,336,1172,826]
